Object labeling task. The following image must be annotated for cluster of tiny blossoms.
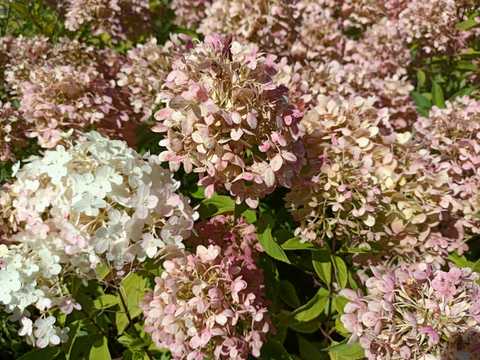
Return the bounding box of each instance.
[198,0,299,59]
[117,35,193,122]
[413,97,480,230]
[0,132,196,274]
[153,34,304,208]
[63,0,151,41]
[0,36,139,152]
[286,96,472,264]
[0,243,72,348]
[142,215,270,360]
[341,262,480,359]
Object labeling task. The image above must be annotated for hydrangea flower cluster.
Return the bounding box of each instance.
[341,262,480,359]
[0,131,196,273]
[141,215,270,360]
[117,35,193,121]
[171,0,213,29]
[0,243,72,348]
[153,34,304,208]
[198,0,299,59]
[413,97,480,229]
[286,95,471,264]
[0,36,138,151]
[63,0,151,41]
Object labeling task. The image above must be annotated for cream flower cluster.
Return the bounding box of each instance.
[0,131,196,273]
[0,244,72,349]
[286,96,472,264]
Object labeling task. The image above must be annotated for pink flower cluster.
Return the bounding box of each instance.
[179,0,474,129]
[341,262,480,359]
[286,95,474,264]
[141,215,270,360]
[0,36,138,155]
[171,0,213,29]
[153,34,304,208]
[63,0,151,41]
[198,0,299,59]
[117,35,193,121]
[413,97,480,230]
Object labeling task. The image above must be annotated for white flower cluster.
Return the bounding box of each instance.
[0,244,69,348]
[0,131,197,347]
[1,131,196,272]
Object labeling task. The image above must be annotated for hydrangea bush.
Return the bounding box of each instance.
[0,1,480,359]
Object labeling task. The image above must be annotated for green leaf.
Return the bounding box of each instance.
[333,295,349,314]
[298,335,327,360]
[89,336,112,360]
[411,91,432,111]
[258,224,291,264]
[281,237,315,250]
[118,333,146,352]
[64,320,85,360]
[116,272,149,334]
[328,342,364,360]
[293,288,329,322]
[93,294,119,310]
[279,280,301,308]
[332,256,348,288]
[431,81,445,108]
[456,17,479,31]
[261,340,293,360]
[199,194,235,218]
[18,347,61,360]
[95,261,111,280]
[289,318,320,334]
[312,257,332,288]
[416,69,426,88]
[335,317,349,337]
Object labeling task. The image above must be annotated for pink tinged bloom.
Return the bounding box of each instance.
[419,326,440,346]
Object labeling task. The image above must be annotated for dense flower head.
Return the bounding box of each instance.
[198,0,300,59]
[64,0,151,41]
[1,36,98,94]
[0,102,25,162]
[341,262,480,359]
[171,0,213,29]
[0,244,72,348]
[413,97,480,227]
[117,35,193,121]
[0,131,196,274]
[141,215,270,360]
[285,96,469,264]
[0,36,140,148]
[153,34,304,208]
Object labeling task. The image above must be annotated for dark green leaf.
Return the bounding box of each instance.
[279,280,301,308]
[298,335,327,360]
[332,256,348,288]
[281,238,315,250]
[18,347,61,360]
